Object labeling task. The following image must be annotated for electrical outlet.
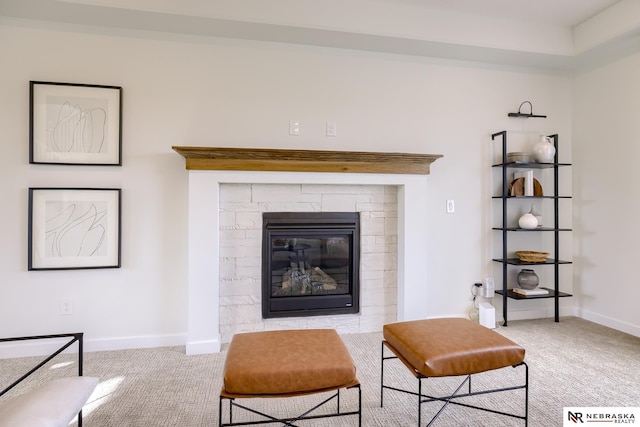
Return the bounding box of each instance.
[60,298,73,315]
[289,120,300,136]
[326,121,337,137]
[446,199,455,213]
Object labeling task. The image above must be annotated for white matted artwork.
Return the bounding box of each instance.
[29,81,122,165]
[28,188,121,270]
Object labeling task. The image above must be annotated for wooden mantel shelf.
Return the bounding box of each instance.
[172,146,442,174]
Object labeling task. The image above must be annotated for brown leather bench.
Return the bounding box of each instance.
[381,318,528,426]
[220,329,361,426]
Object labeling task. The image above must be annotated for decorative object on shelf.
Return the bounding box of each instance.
[509,177,543,197]
[30,81,123,165]
[518,212,538,229]
[529,204,542,227]
[524,170,534,196]
[506,152,530,163]
[507,101,547,118]
[513,287,549,296]
[517,269,539,290]
[515,251,549,263]
[532,135,556,163]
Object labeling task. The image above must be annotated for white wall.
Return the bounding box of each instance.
[573,52,640,337]
[0,19,580,353]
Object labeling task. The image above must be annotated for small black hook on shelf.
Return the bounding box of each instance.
[508,101,547,118]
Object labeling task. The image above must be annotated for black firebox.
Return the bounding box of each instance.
[262,212,360,318]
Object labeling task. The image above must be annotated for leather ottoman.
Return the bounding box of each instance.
[220,329,361,426]
[381,318,528,426]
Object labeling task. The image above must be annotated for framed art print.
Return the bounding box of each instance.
[29,81,122,165]
[28,188,122,270]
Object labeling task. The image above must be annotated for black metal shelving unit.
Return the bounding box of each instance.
[491,130,573,325]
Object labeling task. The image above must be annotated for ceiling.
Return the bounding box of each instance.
[385,0,619,27]
[1,0,638,73]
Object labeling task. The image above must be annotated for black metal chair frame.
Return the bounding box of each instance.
[219,383,361,427]
[380,341,528,426]
[0,333,87,427]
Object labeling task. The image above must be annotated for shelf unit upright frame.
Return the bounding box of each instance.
[491,131,572,326]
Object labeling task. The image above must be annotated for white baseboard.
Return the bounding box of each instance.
[500,304,640,338]
[6,309,634,359]
[491,304,575,324]
[85,334,186,352]
[0,334,187,359]
[576,308,640,338]
[186,339,221,355]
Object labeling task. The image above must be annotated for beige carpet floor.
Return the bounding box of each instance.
[1,317,639,426]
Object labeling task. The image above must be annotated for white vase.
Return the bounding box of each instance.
[532,135,556,163]
[529,204,542,227]
[518,213,538,229]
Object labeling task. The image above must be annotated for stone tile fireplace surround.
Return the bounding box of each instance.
[221,184,393,340]
[174,147,441,354]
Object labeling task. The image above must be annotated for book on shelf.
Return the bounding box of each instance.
[512,287,549,296]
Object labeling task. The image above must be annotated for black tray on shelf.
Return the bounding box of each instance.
[491,161,571,169]
[492,227,572,231]
[493,258,573,265]
[496,287,573,300]
[492,258,572,265]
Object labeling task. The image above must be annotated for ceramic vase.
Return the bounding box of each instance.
[517,269,539,290]
[518,213,538,229]
[532,135,556,163]
[529,204,542,227]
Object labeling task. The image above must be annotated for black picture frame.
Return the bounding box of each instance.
[28,188,122,270]
[29,81,122,165]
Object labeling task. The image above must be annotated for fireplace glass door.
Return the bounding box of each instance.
[262,212,360,318]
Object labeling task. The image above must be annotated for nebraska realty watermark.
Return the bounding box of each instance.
[564,407,639,425]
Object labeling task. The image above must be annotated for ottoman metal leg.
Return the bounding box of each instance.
[381,341,528,426]
[219,385,361,427]
[381,318,529,426]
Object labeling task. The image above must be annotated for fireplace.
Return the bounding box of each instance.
[173,146,441,354]
[262,212,360,318]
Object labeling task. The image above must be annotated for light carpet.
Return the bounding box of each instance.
[1,317,638,426]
